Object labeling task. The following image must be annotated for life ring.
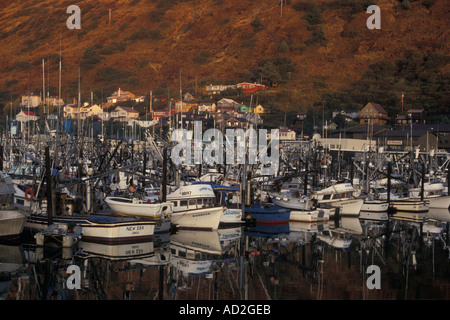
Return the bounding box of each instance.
[25,188,34,201]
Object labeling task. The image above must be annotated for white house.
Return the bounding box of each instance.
[111,106,139,121]
[107,88,135,104]
[63,103,103,119]
[16,110,39,122]
[21,94,41,108]
[267,128,296,141]
[198,102,216,113]
[205,84,237,95]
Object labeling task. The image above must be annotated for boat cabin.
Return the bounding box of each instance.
[167,184,218,212]
[313,183,354,202]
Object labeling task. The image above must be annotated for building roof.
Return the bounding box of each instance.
[115,106,139,113]
[21,110,37,116]
[365,102,388,114]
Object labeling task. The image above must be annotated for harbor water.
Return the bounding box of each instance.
[2,208,450,301]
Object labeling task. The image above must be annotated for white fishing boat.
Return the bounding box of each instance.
[77,240,155,261]
[26,214,156,244]
[167,184,225,231]
[268,191,311,211]
[0,210,28,238]
[0,172,28,238]
[311,182,364,217]
[390,199,429,214]
[205,182,243,224]
[409,182,450,210]
[268,191,332,222]
[169,229,224,277]
[359,199,389,221]
[290,208,331,222]
[35,223,82,248]
[220,207,243,224]
[104,196,173,219]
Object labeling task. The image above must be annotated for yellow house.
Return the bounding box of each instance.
[254,104,265,114]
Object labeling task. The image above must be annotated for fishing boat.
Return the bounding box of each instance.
[390,199,429,214]
[244,203,290,225]
[77,239,156,261]
[268,192,331,222]
[167,184,225,231]
[26,214,156,244]
[409,182,450,210]
[192,182,243,224]
[104,196,173,219]
[35,223,82,247]
[310,182,364,217]
[268,191,311,211]
[359,199,390,221]
[0,172,28,238]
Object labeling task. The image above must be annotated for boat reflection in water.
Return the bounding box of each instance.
[2,206,450,300]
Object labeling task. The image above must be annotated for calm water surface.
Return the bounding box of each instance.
[2,209,450,301]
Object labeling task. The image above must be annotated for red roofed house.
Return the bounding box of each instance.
[236,82,266,94]
[16,110,39,122]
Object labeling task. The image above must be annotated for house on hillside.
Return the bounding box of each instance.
[63,104,79,118]
[358,102,390,125]
[216,98,240,112]
[111,106,139,121]
[79,103,103,119]
[16,110,39,122]
[332,110,359,122]
[254,104,265,114]
[107,88,135,104]
[236,82,266,94]
[21,94,41,108]
[135,96,145,103]
[174,101,197,113]
[205,84,237,95]
[239,105,250,113]
[198,102,216,113]
[395,109,427,126]
[225,117,250,129]
[46,96,65,107]
[152,109,176,120]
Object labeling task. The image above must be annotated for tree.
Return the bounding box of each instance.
[252,57,296,86]
[303,4,323,25]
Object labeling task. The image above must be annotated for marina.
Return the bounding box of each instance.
[0,123,449,301]
[1,89,450,301]
[2,212,450,300]
[0,0,448,304]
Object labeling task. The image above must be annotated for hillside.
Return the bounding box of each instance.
[0,0,448,121]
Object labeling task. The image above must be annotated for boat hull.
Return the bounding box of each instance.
[391,200,429,213]
[0,210,27,238]
[26,214,155,244]
[428,195,450,210]
[359,200,389,221]
[105,197,173,219]
[171,206,224,231]
[244,204,291,225]
[220,207,243,224]
[289,209,330,222]
[319,198,364,217]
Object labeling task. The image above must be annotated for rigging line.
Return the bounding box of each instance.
[256,270,271,300]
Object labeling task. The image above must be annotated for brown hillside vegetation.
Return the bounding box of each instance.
[0,0,448,117]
